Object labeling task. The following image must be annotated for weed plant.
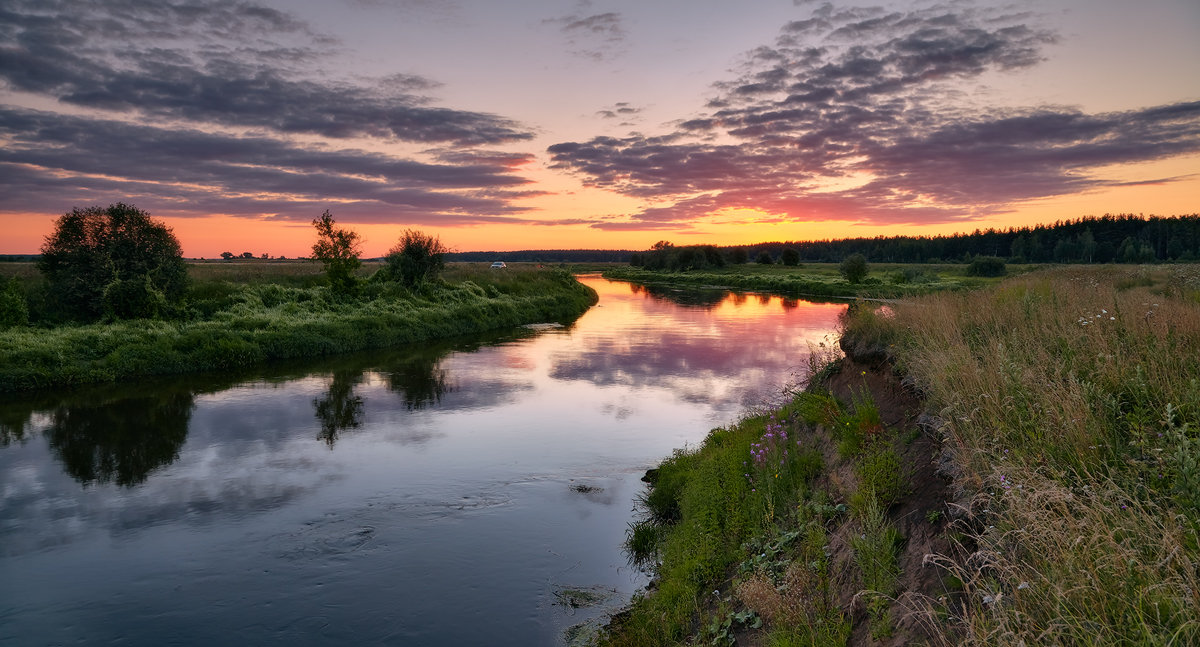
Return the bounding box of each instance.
[871,265,1200,645]
[851,496,903,638]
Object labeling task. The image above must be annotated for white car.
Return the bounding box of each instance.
[490,261,507,268]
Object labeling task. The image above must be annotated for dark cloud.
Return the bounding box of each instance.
[596,101,642,121]
[545,9,627,61]
[549,4,1200,229]
[0,0,552,225]
[0,0,531,145]
[0,107,539,224]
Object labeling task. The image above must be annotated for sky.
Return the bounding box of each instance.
[1,0,1198,257]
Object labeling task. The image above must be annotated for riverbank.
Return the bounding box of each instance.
[601,262,1015,300]
[0,265,597,392]
[601,264,1199,646]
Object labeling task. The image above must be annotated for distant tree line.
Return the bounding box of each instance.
[446,249,634,263]
[630,214,1200,267]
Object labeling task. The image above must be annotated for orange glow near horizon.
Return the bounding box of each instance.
[2,159,1197,258]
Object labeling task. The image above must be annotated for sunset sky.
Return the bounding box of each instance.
[2,0,1198,257]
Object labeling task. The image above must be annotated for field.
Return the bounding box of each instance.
[603,264,1200,646]
[0,261,597,391]
[602,261,1026,299]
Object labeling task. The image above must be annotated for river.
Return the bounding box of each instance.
[0,276,845,646]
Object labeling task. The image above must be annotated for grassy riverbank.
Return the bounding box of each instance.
[602,264,1199,646]
[0,263,597,392]
[601,262,1019,299]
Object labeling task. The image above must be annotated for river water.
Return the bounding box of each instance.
[0,276,844,646]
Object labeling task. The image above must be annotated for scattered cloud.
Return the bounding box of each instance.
[596,101,642,121]
[544,5,627,61]
[548,3,1200,229]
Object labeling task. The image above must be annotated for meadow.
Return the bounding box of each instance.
[603,264,1200,646]
[0,261,597,392]
[602,261,1022,299]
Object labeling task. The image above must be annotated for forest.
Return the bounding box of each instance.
[722,213,1200,265]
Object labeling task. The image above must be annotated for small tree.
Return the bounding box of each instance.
[382,229,448,287]
[311,210,362,294]
[38,203,188,321]
[839,253,868,284]
[220,251,234,261]
[780,248,801,266]
[756,250,774,264]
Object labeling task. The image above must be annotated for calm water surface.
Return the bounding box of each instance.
[0,277,845,646]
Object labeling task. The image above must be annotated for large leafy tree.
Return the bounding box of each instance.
[311,210,362,295]
[38,203,188,321]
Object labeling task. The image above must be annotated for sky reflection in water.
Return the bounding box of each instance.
[0,276,844,646]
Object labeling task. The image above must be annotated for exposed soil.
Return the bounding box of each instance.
[604,346,964,647]
[823,358,957,647]
[728,356,959,647]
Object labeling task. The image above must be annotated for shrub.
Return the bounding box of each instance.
[966,255,1006,277]
[780,248,801,266]
[0,278,28,328]
[839,253,868,284]
[38,203,187,321]
[103,275,169,320]
[380,229,448,287]
[756,251,775,265]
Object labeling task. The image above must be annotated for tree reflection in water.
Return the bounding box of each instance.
[311,344,456,447]
[627,282,729,309]
[45,392,194,487]
[314,369,365,448]
[382,347,452,411]
[0,406,32,447]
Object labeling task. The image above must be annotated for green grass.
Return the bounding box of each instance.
[0,264,596,391]
[854,264,1200,646]
[606,263,1200,646]
[601,262,1022,299]
[607,413,825,646]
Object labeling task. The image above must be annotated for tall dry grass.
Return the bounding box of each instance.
[881,265,1200,645]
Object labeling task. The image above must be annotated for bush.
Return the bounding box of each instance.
[103,275,169,320]
[780,248,801,266]
[966,256,1006,277]
[756,251,774,264]
[38,203,187,321]
[0,278,28,328]
[379,229,448,287]
[839,253,868,284]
